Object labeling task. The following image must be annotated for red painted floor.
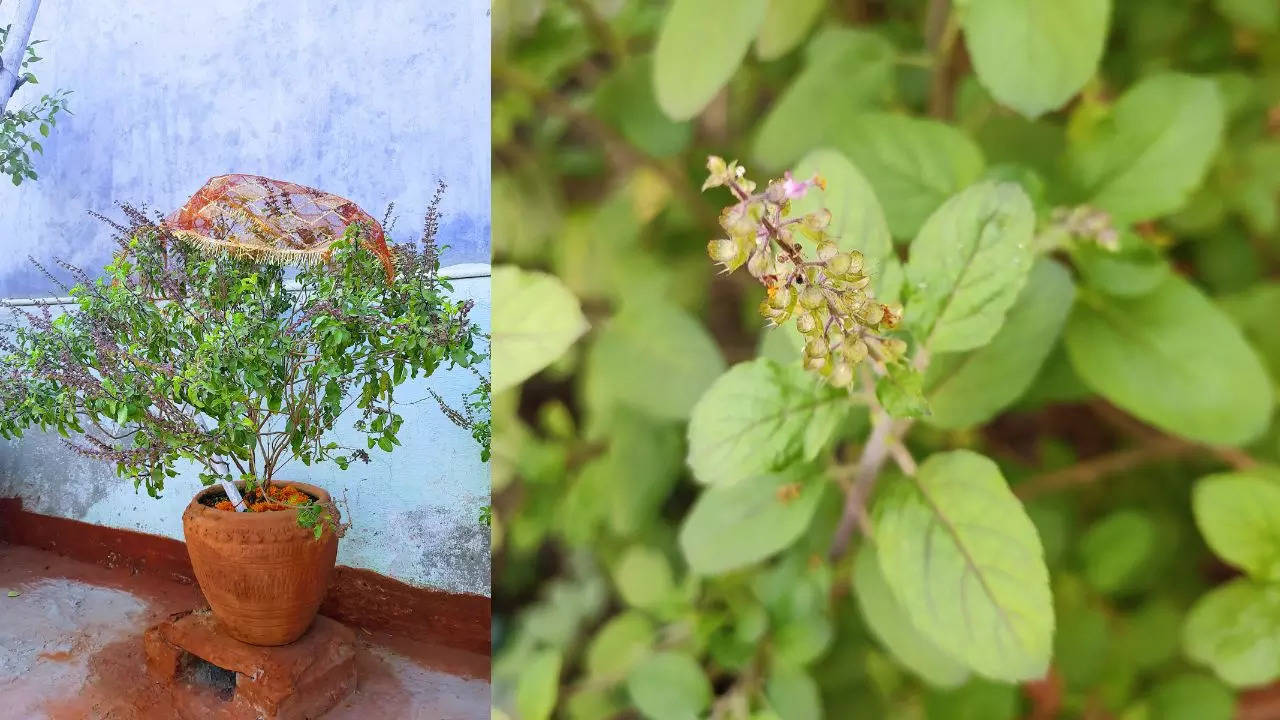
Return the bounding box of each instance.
[0,543,489,719]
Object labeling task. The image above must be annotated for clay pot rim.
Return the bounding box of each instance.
[186,480,332,523]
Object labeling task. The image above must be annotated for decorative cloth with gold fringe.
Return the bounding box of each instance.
[163,174,395,282]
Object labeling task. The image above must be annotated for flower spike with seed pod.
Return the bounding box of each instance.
[701,156,903,388]
[1049,204,1119,251]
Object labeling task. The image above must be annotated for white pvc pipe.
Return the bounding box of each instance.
[219,479,248,512]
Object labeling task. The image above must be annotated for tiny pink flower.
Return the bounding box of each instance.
[780,171,810,199]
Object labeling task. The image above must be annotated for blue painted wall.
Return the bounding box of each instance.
[0,2,492,597]
[0,0,491,296]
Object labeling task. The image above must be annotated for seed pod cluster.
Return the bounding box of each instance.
[703,156,903,387]
[1051,205,1119,250]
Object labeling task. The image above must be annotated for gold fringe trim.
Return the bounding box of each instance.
[175,230,332,265]
[171,230,399,276]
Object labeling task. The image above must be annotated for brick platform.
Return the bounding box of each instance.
[144,609,357,720]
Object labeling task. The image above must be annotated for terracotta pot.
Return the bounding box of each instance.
[182,481,339,646]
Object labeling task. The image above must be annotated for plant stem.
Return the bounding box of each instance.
[839,0,870,23]
[1014,436,1195,501]
[888,437,918,476]
[829,352,931,559]
[924,0,960,119]
[896,53,935,69]
[1015,431,1259,501]
[567,0,627,64]
[828,414,913,559]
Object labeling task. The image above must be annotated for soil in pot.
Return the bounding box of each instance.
[183,481,339,646]
[200,483,316,513]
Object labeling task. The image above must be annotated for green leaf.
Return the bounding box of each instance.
[791,148,895,297]
[1214,0,1279,31]
[491,266,588,393]
[594,59,692,158]
[853,545,969,687]
[604,410,684,537]
[626,651,713,720]
[563,689,619,720]
[1078,509,1157,595]
[752,31,896,169]
[679,471,825,575]
[962,0,1110,118]
[924,678,1019,720]
[877,255,905,306]
[874,450,1053,681]
[754,0,825,60]
[1146,673,1236,720]
[686,359,848,486]
[1068,229,1169,298]
[586,612,655,680]
[764,668,823,720]
[905,181,1036,353]
[553,183,647,303]
[1224,139,1280,236]
[876,364,930,419]
[1219,282,1280,385]
[1119,599,1183,670]
[1184,578,1280,687]
[1063,275,1273,446]
[559,459,610,546]
[516,649,562,720]
[1047,595,1110,686]
[613,546,675,609]
[585,297,725,420]
[772,612,834,669]
[653,0,768,120]
[828,113,985,239]
[1067,73,1224,224]
[1193,471,1280,580]
[924,259,1076,428]
[493,171,561,263]
[758,321,806,365]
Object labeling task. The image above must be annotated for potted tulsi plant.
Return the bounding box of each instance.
[0,176,484,645]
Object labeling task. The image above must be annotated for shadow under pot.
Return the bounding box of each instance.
[182,481,339,646]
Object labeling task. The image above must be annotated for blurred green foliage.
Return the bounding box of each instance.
[492,0,1280,717]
